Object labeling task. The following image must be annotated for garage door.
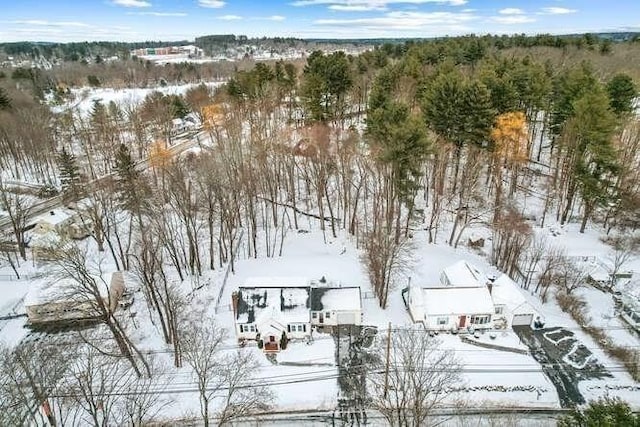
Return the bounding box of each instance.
[337,312,357,324]
[512,313,533,326]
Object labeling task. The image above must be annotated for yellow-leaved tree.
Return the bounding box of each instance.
[201,103,224,132]
[491,111,528,165]
[490,111,529,222]
[149,140,171,170]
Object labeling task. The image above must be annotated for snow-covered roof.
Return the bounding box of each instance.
[310,287,361,312]
[24,272,114,306]
[242,276,309,288]
[236,286,310,325]
[29,229,62,248]
[440,260,486,288]
[491,274,536,315]
[422,286,494,316]
[30,209,72,228]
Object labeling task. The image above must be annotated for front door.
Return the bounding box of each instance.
[458,316,466,328]
[319,312,324,324]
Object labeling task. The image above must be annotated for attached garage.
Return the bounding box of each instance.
[310,287,362,327]
[491,274,538,328]
[337,312,359,324]
[512,313,534,327]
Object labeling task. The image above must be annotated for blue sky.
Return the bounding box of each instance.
[1,0,638,42]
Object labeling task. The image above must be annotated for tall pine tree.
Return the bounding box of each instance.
[58,147,82,201]
[113,143,149,216]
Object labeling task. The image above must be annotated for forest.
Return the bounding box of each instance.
[1,32,640,423]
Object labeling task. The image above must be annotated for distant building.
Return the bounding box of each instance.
[131,45,203,58]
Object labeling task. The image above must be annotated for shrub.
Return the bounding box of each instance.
[280,332,288,350]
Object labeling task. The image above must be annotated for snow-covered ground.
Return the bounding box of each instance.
[2,203,639,415]
[50,81,225,117]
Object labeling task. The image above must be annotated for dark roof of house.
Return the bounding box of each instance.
[309,287,328,311]
[309,287,362,312]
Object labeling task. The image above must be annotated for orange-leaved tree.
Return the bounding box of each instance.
[490,111,529,222]
[202,103,225,133]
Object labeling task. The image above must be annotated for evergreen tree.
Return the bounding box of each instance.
[113,143,149,215]
[0,87,11,110]
[606,73,637,116]
[571,87,619,232]
[550,62,597,137]
[57,147,82,200]
[301,50,352,122]
[422,70,494,190]
[559,396,640,427]
[367,65,431,203]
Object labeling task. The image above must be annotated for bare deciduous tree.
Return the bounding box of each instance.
[46,242,150,377]
[182,321,273,427]
[0,340,75,427]
[605,235,639,290]
[368,328,461,427]
[0,178,33,260]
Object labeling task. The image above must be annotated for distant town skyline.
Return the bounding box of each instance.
[1,0,638,43]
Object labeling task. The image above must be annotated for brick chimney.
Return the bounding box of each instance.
[231,291,239,317]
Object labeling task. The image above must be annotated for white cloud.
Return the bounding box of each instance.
[499,8,524,15]
[217,14,243,20]
[314,10,476,30]
[128,11,187,16]
[539,7,577,15]
[292,0,468,10]
[267,15,286,21]
[490,15,535,24]
[199,0,226,8]
[329,4,386,11]
[112,0,151,7]
[6,20,91,28]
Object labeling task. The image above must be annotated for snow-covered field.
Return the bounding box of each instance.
[50,81,225,117]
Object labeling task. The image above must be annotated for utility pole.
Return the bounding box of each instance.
[383,322,391,398]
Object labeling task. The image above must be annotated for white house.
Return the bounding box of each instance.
[25,271,124,324]
[232,277,363,351]
[232,277,310,351]
[310,287,362,327]
[406,261,535,331]
[406,284,494,331]
[490,274,538,327]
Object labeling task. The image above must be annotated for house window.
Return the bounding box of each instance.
[312,312,318,319]
[495,306,504,315]
[470,315,490,325]
[437,317,448,325]
[240,324,256,333]
[288,324,307,333]
[325,312,331,319]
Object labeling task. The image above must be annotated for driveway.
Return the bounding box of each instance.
[331,325,378,425]
[514,326,611,407]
